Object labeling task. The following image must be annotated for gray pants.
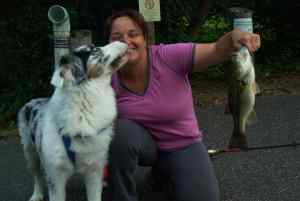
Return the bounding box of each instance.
[105,119,219,201]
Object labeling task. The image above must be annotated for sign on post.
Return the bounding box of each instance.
[138,0,161,22]
[138,0,161,44]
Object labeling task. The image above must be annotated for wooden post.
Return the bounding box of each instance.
[147,22,155,45]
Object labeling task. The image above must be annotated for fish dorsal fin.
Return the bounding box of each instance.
[254,82,261,95]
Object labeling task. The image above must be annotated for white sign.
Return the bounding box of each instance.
[139,0,161,22]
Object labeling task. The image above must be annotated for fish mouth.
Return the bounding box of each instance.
[232,52,238,57]
[231,51,240,58]
[231,51,244,63]
[231,54,239,63]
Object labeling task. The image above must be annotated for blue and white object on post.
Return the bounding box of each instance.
[230,7,253,33]
[234,17,253,33]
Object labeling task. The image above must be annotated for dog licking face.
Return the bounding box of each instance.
[53,41,128,87]
[18,41,128,201]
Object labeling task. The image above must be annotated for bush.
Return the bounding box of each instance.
[1,0,300,129]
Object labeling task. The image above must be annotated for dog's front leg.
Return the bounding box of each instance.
[29,172,45,201]
[47,171,70,201]
[84,170,103,201]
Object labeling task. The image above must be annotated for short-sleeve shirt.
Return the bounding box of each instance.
[111,43,203,150]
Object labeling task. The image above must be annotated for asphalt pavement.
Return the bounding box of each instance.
[1,95,300,201]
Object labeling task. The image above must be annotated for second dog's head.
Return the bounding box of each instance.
[54,41,128,87]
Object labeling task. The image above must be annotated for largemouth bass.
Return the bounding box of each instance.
[227,46,258,149]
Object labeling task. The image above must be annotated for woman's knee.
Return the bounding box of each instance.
[109,119,157,167]
[109,119,149,162]
[110,119,137,152]
[111,119,144,149]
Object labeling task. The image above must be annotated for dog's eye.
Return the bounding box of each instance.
[101,55,110,64]
[94,47,101,51]
[91,47,104,57]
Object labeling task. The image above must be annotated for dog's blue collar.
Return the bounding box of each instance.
[62,136,76,165]
[61,126,112,165]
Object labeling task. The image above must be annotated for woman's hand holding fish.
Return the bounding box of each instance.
[191,29,261,72]
[232,29,261,52]
[216,29,261,61]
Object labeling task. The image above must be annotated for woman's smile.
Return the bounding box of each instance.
[109,16,147,66]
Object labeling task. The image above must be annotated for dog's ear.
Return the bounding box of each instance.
[73,44,95,65]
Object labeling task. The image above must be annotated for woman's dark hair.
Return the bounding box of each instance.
[104,9,148,42]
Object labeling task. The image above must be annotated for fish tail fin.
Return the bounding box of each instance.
[228,131,248,150]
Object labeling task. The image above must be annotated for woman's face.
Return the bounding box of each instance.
[109,16,147,65]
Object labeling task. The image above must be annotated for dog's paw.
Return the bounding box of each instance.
[29,193,44,201]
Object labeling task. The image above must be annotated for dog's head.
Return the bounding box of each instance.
[52,41,128,87]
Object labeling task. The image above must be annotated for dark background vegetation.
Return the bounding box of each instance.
[0,0,299,129]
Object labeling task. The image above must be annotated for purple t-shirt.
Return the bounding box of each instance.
[112,43,203,150]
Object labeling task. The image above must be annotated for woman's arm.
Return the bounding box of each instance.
[192,29,261,72]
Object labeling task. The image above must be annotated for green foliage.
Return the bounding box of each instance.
[0,0,78,128]
[193,15,231,42]
[1,0,300,129]
[155,1,192,42]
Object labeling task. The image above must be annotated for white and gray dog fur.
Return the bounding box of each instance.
[18,41,128,201]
